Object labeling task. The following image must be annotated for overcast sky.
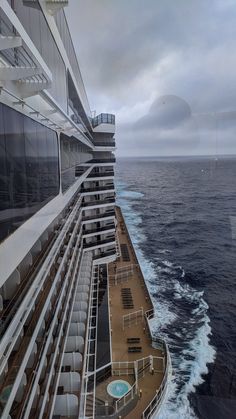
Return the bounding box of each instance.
[66,0,236,156]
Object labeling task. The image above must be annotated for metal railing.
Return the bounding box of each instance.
[82,198,115,208]
[81,264,99,419]
[109,264,137,285]
[115,380,138,413]
[81,184,114,193]
[88,170,114,178]
[83,236,116,249]
[142,347,171,419]
[83,223,115,236]
[86,158,116,164]
[82,210,115,223]
[112,360,136,376]
[122,308,144,329]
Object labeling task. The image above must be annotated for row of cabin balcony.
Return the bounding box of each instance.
[3,252,92,417]
[0,191,85,416]
[53,253,93,418]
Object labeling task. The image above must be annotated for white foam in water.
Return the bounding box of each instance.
[117,181,216,419]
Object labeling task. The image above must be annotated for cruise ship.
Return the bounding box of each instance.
[0,1,171,418]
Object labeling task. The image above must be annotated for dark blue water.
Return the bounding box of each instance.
[116,156,236,419]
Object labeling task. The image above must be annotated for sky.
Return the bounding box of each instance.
[66,0,236,157]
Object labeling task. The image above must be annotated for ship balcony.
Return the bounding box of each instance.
[0,2,52,88]
[82,197,115,211]
[92,113,115,134]
[93,141,116,147]
[83,235,116,251]
[87,170,114,181]
[93,247,117,262]
[81,183,115,195]
[79,158,116,167]
[82,209,115,224]
[93,141,116,151]
[45,1,69,15]
[82,222,116,238]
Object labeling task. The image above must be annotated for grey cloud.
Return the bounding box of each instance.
[66,0,236,156]
[135,95,192,131]
[116,95,236,156]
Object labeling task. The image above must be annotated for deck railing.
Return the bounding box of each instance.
[90,354,167,418]
[142,344,171,419]
[80,264,100,419]
[112,360,136,376]
[116,207,153,307]
[122,308,144,329]
[115,380,138,412]
[109,264,137,285]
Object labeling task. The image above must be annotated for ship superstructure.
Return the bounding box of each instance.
[0,1,170,418]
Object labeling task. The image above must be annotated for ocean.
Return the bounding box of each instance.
[116,156,236,419]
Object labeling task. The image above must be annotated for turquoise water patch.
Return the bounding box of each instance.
[107,380,131,398]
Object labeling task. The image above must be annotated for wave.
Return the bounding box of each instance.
[117,180,216,419]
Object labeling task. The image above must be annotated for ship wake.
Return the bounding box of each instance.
[116,181,216,419]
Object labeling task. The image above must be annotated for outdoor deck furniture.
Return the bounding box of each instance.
[120,244,130,261]
[128,347,142,353]
[127,338,140,344]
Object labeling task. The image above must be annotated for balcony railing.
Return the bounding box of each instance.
[83,223,115,236]
[93,141,116,147]
[81,184,114,193]
[82,210,115,222]
[82,198,115,208]
[86,158,116,164]
[93,248,117,260]
[83,236,116,249]
[92,113,115,128]
[88,171,114,178]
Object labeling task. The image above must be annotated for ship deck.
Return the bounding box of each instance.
[95,206,166,418]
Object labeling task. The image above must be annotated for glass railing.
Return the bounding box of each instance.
[88,171,114,178]
[86,158,116,163]
[92,113,115,128]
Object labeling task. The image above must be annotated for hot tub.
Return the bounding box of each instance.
[107,379,131,399]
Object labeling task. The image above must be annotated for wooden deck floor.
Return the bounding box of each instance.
[104,206,165,418]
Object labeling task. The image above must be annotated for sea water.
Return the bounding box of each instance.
[116,156,236,419]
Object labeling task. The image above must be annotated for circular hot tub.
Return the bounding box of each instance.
[107,380,131,399]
